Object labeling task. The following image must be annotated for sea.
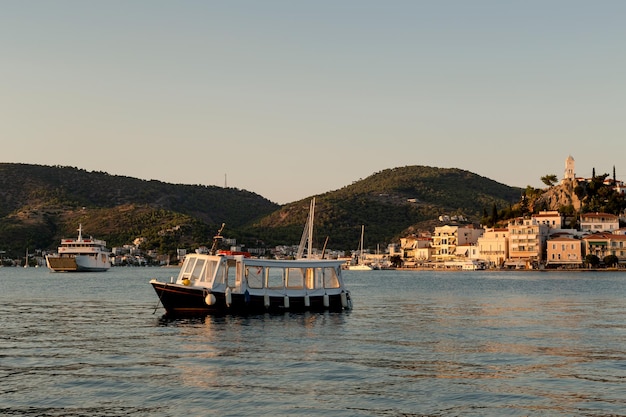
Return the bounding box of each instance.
[1,266,625,417]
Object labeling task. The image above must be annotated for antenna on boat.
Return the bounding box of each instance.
[210,223,225,255]
[296,198,315,259]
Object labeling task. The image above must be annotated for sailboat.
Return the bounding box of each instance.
[346,225,373,271]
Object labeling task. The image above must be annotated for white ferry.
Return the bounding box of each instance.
[45,224,112,272]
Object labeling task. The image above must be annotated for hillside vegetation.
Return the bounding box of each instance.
[244,166,523,250]
[0,163,279,255]
[0,163,524,256]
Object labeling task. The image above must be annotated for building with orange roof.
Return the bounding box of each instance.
[546,236,583,267]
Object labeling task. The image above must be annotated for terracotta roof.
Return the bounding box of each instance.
[582,232,626,241]
[548,237,579,242]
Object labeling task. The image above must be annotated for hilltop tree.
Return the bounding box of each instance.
[540,174,558,187]
[613,166,617,184]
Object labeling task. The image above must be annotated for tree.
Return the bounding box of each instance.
[613,165,617,184]
[604,255,619,268]
[585,254,600,268]
[540,174,558,187]
[390,255,403,268]
[491,203,499,225]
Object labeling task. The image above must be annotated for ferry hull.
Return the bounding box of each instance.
[151,281,350,315]
[46,255,111,272]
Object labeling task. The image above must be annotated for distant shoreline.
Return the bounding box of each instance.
[379,267,626,273]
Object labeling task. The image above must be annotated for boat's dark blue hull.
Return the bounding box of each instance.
[151,281,350,315]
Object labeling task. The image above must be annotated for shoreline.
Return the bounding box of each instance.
[378,267,626,273]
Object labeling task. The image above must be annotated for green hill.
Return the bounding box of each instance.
[245,166,523,250]
[0,163,523,257]
[0,163,279,256]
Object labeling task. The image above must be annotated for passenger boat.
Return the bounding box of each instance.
[45,224,112,272]
[150,200,353,315]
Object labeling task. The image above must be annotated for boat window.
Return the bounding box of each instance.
[191,259,205,281]
[306,268,325,289]
[323,267,340,289]
[246,266,264,288]
[182,258,195,276]
[214,261,226,285]
[266,267,284,289]
[226,260,237,288]
[201,260,218,283]
[286,268,304,289]
[306,268,315,289]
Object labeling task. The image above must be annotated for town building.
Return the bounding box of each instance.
[476,228,509,268]
[431,225,483,263]
[580,212,619,233]
[533,210,564,229]
[582,232,626,265]
[506,217,550,268]
[399,236,434,266]
[546,236,583,268]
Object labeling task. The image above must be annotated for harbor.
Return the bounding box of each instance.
[2,266,625,416]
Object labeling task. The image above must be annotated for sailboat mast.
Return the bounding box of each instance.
[308,198,315,257]
[296,198,315,259]
[360,225,364,255]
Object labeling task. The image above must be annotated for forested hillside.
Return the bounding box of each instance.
[0,163,279,255]
[0,163,525,257]
[244,166,523,250]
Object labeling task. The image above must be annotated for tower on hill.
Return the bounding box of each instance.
[563,155,575,182]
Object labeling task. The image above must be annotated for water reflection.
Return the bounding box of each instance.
[3,268,626,416]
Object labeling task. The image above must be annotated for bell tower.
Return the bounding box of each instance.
[563,155,575,181]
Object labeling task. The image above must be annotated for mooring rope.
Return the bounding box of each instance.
[152,282,167,314]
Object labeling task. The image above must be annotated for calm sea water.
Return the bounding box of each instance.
[1,266,625,416]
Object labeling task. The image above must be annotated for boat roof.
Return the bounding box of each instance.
[185,253,345,268]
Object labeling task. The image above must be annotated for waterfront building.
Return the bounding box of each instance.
[399,236,434,266]
[546,236,583,268]
[506,217,550,268]
[476,227,509,268]
[582,232,626,265]
[432,225,483,263]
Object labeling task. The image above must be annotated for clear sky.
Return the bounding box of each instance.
[2,1,625,204]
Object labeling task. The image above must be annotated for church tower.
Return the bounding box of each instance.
[563,155,575,182]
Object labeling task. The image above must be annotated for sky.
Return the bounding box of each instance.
[2,1,625,204]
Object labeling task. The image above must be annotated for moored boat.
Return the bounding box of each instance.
[150,200,353,315]
[45,224,112,272]
[150,254,352,315]
[344,225,373,270]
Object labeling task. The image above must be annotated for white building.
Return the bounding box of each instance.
[580,212,619,233]
[476,227,509,268]
[432,225,484,263]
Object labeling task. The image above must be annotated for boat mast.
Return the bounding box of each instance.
[357,224,365,264]
[296,198,315,259]
[209,223,225,255]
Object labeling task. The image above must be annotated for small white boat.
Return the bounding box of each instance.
[346,263,373,271]
[45,224,111,272]
[150,201,352,315]
[345,225,373,271]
